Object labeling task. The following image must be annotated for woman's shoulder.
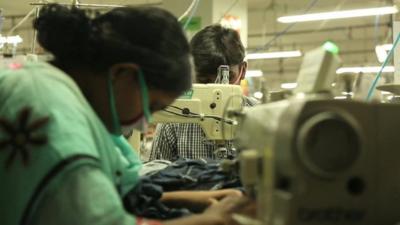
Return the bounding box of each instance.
[0,60,93,133]
[0,60,85,106]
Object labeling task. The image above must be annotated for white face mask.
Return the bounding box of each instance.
[121,116,149,137]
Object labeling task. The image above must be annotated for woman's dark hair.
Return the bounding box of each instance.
[190,24,245,79]
[33,4,191,94]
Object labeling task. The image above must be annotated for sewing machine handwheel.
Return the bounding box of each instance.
[296,112,361,178]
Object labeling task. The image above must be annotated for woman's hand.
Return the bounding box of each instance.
[207,189,243,201]
[188,189,243,206]
[163,195,249,225]
[203,196,256,225]
[161,189,242,212]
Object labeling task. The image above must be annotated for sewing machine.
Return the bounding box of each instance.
[235,95,400,225]
[150,84,243,158]
[152,83,243,140]
[233,44,400,225]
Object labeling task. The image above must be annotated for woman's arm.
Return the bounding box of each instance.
[31,165,244,225]
[164,196,246,225]
[161,189,243,212]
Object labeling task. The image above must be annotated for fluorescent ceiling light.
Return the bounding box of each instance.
[375,44,393,63]
[253,91,263,99]
[278,6,398,23]
[245,50,302,60]
[281,82,298,89]
[375,45,388,63]
[341,91,353,95]
[246,70,263,78]
[334,96,348,100]
[336,66,395,74]
[381,44,393,50]
[0,35,23,45]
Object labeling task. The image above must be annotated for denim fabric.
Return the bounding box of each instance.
[123,177,191,219]
[146,158,241,192]
[139,160,172,176]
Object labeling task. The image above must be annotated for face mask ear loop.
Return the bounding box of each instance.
[108,71,140,173]
[107,73,122,135]
[138,69,153,123]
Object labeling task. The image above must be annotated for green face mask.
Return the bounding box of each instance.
[107,69,151,161]
[137,69,153,123]
[107,69,152,136]
[120,70,154,136]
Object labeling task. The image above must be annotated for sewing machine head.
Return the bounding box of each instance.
[233,43,400,225]
[152,83,243,140]
[235,90,400,225]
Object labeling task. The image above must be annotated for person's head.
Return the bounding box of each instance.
[34,4,191,133]
[190,24,247,85]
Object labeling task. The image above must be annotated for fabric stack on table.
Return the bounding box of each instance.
[124,158,242,219]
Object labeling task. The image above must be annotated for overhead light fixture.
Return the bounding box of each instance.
[277,6,398,23]
[381,44,393,50]
[245,70,263,78]
[0,35,23,45]
[341,91,354,95]
[0,35,23,49]
[253,91,263,99]
[245,50,302,60]
[375,46,388,63]
[336,66,395,74]
[281,82,298,89]
[375,44,393,63]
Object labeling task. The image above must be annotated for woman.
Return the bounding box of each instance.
[0,4,242,225]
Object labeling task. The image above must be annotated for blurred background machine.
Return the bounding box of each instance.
[234,45,400,225]
[236,95,400,225]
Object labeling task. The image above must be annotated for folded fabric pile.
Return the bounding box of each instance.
[147,158,241,191]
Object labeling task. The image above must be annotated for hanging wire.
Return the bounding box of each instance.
[178,0,198,21]
[162,105,236,124]
[31,7,40,53]
[182,0,200,30]
[6,7,37,35]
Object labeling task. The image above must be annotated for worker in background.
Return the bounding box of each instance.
[0,5,244,225]
[150,25,257,161]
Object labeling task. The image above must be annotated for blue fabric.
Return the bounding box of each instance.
[123,177,190,219]
[146,158,242,192]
